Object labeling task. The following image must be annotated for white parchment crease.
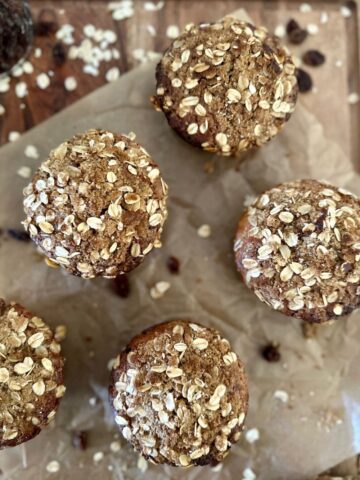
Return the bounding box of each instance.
[0,9,360,480]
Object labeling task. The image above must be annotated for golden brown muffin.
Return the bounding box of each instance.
[109,320,248,466]
[153,17,298,156]
[23,129,168,279]
[234,180,360,323]
[0,299,65,448]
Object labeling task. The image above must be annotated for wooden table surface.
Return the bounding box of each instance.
[0,1,359,475]
[0,0,257,146]
[1,0,358,152]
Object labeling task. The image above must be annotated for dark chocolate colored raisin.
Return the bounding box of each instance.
[287,19,308,45]
[261,344,281,363]
[296,68,313,93]
[302,50,326,67]
[71,431,88,450]
[167,256,180,274]
[7,229,30,241]
[113,275,130,298]
[52,42,66,67]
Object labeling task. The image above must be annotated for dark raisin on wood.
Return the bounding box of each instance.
[113,275,130,298]
[302,50,326,67]
[167,256,180,274]
[286,19,308,45]
[261,343,281,362]
[7,229,30,241]
[286,19,300,34]
[34,20,57,36]
[52,42,67,67]
[71,431,88,450]
[34,8,58,36]
[296,68,313,93]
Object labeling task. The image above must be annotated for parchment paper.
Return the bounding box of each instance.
[1,9,360,480]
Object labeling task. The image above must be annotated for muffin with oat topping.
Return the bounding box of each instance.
[152,17,298,156]
[234,180,360,323]
[0,299,65,448]
[23,129,168,279]
[109,320,248,466]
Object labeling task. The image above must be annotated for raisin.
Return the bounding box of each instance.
[296,68,313,93]
[52,42,67,67]
[167,256,180,274]
[71,431,88,450]
[261,343,281,362]
[302,50,326,67]
[7,229,30,241]
[113,275,130,298]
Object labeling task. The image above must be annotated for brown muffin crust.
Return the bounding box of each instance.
[153,17,298,156]
[23,129,168,279]
[0,299,65,448]
[234,180,360,323]
[109,320,248,466]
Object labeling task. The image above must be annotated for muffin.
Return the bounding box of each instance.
[0,299,65,448]
[234,180,360,323]
[152,17,298,156]
[23,129,168,279]
[109,320,248,466]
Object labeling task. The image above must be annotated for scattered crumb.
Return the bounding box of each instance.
[307,23,319,35]
[348,92,360,104]
[55,325,67,342]
[147,25,156,36]
[243,467,257,480]
[25,144,39,159]
[110,440,121,452]
[89,396,97,406]
[274,390,289,403]
[108,0,134,21]
[34,47,42,58]
[11,65,24,77]
[107,358,116,371]
[93,451,104,463]
[150,281,171,299]
[56,24,75,45]
[23,61,34,74]
[64,76,77,91]
[299,3,312,13]
[274,24,286,38]
[106,67,120,82]
[197,224,211,238]
[137,455,148,472]
[340,5,352,17]
[212,463,223,472]
[0,76,10,93]
[144,1,164,11]
[0,105,5,116]
[8,131,21,142]
[320,11,329,24]
[17,166,31,179]
[15,82,28,98]
[46,461,60,473]
[245,428,260,444]
[166,25,180,39]
[83,24,96,38]
[36,73,51,89]
[335,59,343,68]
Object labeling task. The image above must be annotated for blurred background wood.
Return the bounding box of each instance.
[0,0,359,158]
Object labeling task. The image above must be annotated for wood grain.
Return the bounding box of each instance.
[0,0,359,163]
